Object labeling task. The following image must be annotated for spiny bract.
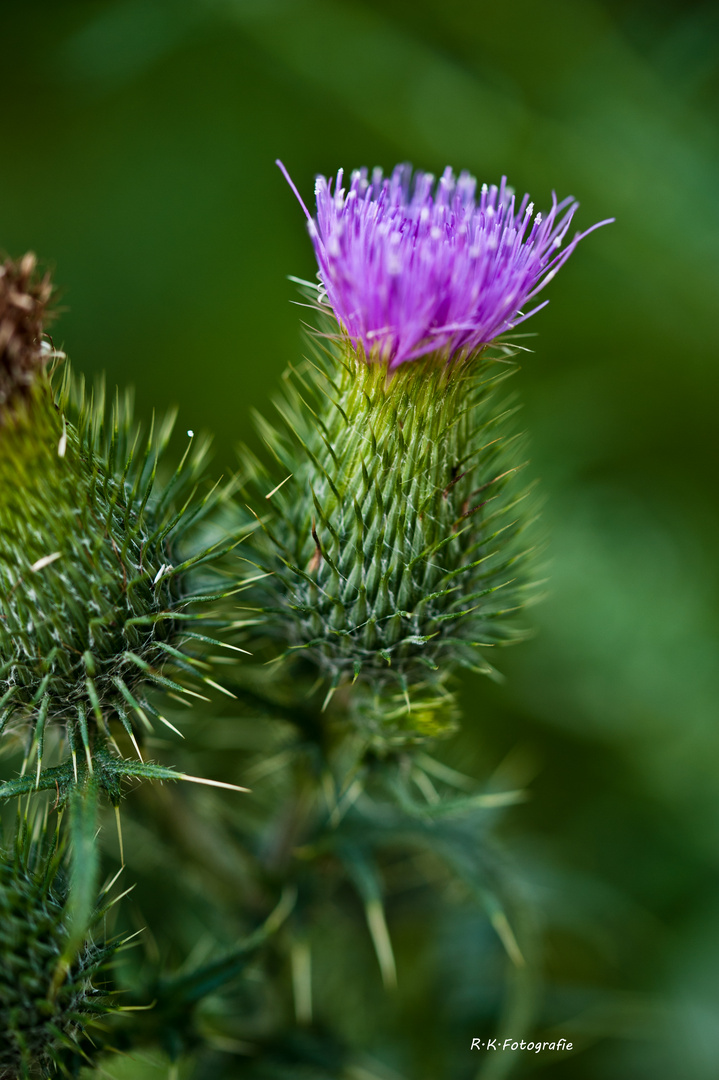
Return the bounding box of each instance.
[248,328,536,737]
[0,826,118,1080]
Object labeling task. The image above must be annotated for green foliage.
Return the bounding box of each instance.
[95,713,529,1079]
[0,742,184,807]
[113,886,297,1062]
[247,330,537,739]
[214,1031,353,1080]
[0,337,538,1078]
[0,817,120,1080]
[0,365,242,787]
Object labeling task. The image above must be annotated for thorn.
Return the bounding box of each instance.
[203,677,237,700]
[29,552,62,573]
[114,806,125,866]
[308,516,323,573]
[116,927,146,949]
[412,767,440,805]
[155,714,184,739]
[129,729,144,762]
[107,882,137,909]
[100,865,124,897]
[133,705,153,732]
[265,474,293,499]
[329,777,363,828]
[321,684,337,713]
[366,898,397,990]
[177,774,250,793]
[50,957,71,998]
[107,730,124,758]
[166,692,193,709]
[291,941,313,1025]
[116,996,156,1012]
[173,685,211,703]
[263,654,286,667]
[489,908,525,968]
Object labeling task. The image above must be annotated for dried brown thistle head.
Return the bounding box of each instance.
[0,252,54,413]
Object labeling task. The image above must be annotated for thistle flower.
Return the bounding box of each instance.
[279,162,611,368]
[0,254,243,794]
[247,164,609,741]
[0,819,120,1079]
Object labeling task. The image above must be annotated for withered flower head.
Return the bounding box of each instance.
[0,252,54,412]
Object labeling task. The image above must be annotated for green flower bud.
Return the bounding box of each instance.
[249,335,535,739]
[0,823,118,1079]
[0,255,239,788]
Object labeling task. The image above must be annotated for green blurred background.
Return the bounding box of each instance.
[3,0,718,1076]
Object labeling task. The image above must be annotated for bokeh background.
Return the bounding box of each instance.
[3,1,719,1077]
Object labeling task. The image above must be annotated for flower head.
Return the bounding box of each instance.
[0,252,54,412]
[279,161,610,368]
[0,255,240,792]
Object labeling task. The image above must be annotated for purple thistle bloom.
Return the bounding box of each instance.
[278,161,611,369]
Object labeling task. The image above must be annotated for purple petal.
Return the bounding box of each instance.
[279,161,613,368]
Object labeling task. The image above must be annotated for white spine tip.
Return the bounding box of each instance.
[30,552,62,573]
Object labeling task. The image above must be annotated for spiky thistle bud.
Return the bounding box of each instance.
[247,165,610,741]
[0,820,119,1079]
[0,254,241,794]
